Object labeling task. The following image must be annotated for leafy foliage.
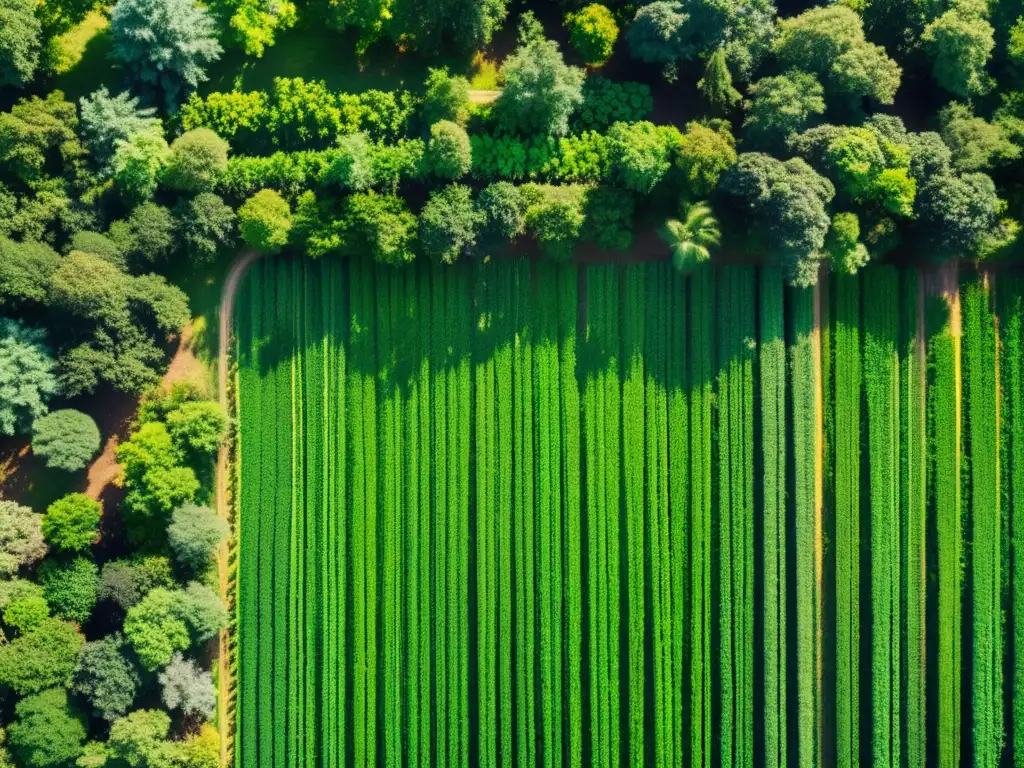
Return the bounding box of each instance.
[0,618,83,695]
[423,68,471,126]
[742,71,826,150]
[825,211,869,273]
[238,189,292,253]
[175,192,236,263]
[0,320,57,436]
[0,501,45,576]
[124,587,191,671]
[162,129,230,193]
[0,0,41,89]
[32,409,101,475]
[497,38,585,136]
[575,78,653,131]
[478,181,526,240]
[566,4,619,66]
[3,593,48,635]
[340,191,417,265]
[98,555,174,611]
[7,688,85,768]
[78,88,160,168]
[167,505,228,575]
[922,2,995,98]
[158,653,215,719]
[41,493,100,552]
[521,183,587,260]
[938,102,1020,172]
[676,119,737,198]
[661,201,721,272]
[419,184,483,264]
[427,121,473,180]
[73,633,141,722]
[607,121,679,193]
[39,556,98,623]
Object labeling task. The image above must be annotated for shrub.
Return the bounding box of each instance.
[427,121,473,180]
[162,129,230,192]
[238,189,292,253]
[167,505,228,575]
[0,500,46,576]
[522,184,587,260]
[31,410,100,473]
[179,90,268,140]
[574,78,653,131]
[79,88,161,166]
[72,634,140,722]
[419,184,484,264]
[113,202,176,265]
[322,133,373,192]
[583,186,635,250]
[607,121,679,193]
[498,38,586,136]
[39,557,98,623]
[164,400,226,457]
[0,618,84,695]
[180,582,226,643]
[567,4,619,65]
[478,182,527,240]
[159,653,215,719]
[110,129,170,202]
[370,139,425,191]
[7,688,86,768]
[825,212,870,274]
[67,231,125,269]
[41,494,100,552]
[676,120,738,198]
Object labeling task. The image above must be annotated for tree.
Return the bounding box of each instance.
[99,555,174,611]
[58,326,167,398]
[42,494,100,552]
[73,634,141,722]
[426,121,473,180]
[3,594,49,635]
[340,191,417,265]
[0,500,45,575]
[922,4,995,98]
[742,71,825,150]
[107,709,172,767]
[159,653,215,719]
[78,88,161,168]
[48,252,131,327]
[422,68,470,126]
[626,1,690,66]
[0,618,84,695]
[162,129,229,192]
[323,133,374,192]
[0,239,60,309]
[938,101,1020,172]
[68,231,126,269]
[32,411,101,473]
[606,121,678,194]
[113,202,177,265]
[124,587,191,671]
[419,184,484,264]
[567,4,619,66]
[660,201,721,273]
[164,400,226,457]
[0,92,80,185]
[825,211,870,274]
[0,320,57,437]
[39,556,98,623]
[719,153,835,286]
[238,189,291,254]
[0,0,41,88]
[167,505,228,575]
[110,0,223,109]
[7,689,86,768]
[699,48,741,110]
[110,128,170,203]
[478,182,526,241]
[676,120,738,199]
[176,193,236,263]
[180,582,227,643]
[774,6,901,109]
[916,170,999,256]
[497,38,585,136]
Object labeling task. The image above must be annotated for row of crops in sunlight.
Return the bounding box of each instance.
[233,259,1024,767]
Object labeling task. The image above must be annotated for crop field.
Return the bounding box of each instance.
[233,258,1023,768]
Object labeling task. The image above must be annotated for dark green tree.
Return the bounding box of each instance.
[33,411,101,473]
[0,320,57,437]
[422,68,470,126]
[419,184,484,264]
[742,71,826,151]
[7,688,86,768]
[72,633,141,722]
[497,38,585,136]
[167,505,228,575]
[340,191,417,265]
[478,182,526,241]
[39,556,98,623]
[0,618,84,695]
[176,193,236,263]
[0,0,41,88]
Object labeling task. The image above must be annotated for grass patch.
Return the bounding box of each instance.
[49,11,123,102]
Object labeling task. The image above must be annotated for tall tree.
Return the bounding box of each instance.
[496,38,585,136]
[0,0,41,88]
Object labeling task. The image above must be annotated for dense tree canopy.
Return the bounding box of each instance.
[72,634,141,722]
[0,320,57,437]
[7,688,86,768]
[0,501,45,577]
[0,0,41,89]
[497,38,585,136]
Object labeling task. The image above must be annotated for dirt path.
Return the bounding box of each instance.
[215,250,260,768]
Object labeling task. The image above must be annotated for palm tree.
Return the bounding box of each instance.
[661,201,721,274]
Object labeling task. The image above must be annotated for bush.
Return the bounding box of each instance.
[478,182,526,240]
[0,319,57,437]
[180,582,226,643]
[370,139,425,192]
[522,184,587,260]
[72,634,140,722]
[676,120,738,199]
[164,400,226,457]
[427,121,473,180]
[825,211,870,274]
[0,618,84,695]
[419,184,484,264]
[7,688,86,768]
[423,68,471,126]
[39,557,98,623]
[167,505,228,575]
[162,129,230,192]
[219,150,336,201]
[98,555,174,611]
[67,231,126,269]
[566,4,619,65]
[41,494,100,552]
[0,500,46,576]
[112,202,176,265]
[583,186,635,250]
[31,410,101,472]
[238,189,292,253]
[322,133,373,192]
[607,121,679,193]
[574,77,654,131]
[498,38,586,136]
[110,129,170,202]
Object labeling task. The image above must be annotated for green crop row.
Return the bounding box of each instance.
[232,262,1017,768]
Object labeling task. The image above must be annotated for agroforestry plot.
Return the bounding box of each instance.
[232,258,1023,768]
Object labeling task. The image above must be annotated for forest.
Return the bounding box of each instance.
[0,0,1022,764]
